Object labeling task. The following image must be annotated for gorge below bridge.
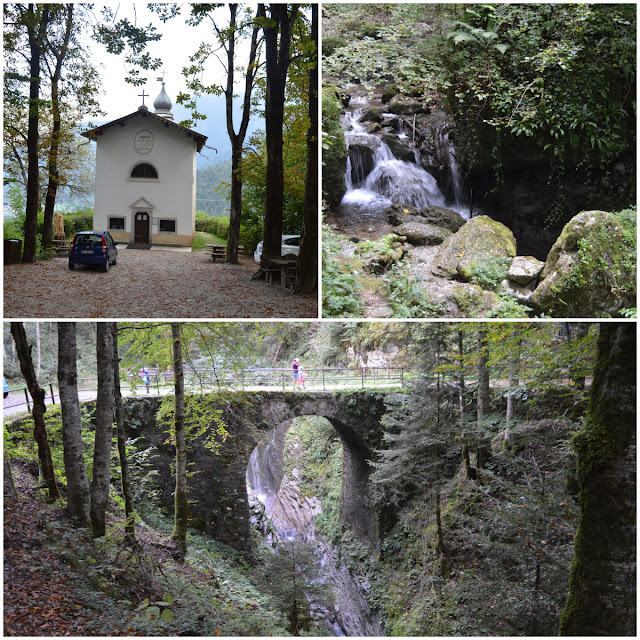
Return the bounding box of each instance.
[123,389,393,558]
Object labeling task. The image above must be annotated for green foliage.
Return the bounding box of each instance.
[257,539,334,636]
[441,4,636,172]
[194,214,230,240]
[468,255,511,291]
[284,417,343,542]
[322,227,363,317]
[383,261,446,318]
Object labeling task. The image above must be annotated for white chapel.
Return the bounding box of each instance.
[82,82,207,248]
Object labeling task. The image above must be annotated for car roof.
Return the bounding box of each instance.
[75,230,107,235]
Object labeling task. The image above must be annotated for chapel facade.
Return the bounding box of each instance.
[82,83,207,248]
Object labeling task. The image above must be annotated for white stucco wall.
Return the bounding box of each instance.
[93,112,198,247]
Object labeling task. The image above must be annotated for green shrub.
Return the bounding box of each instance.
[468,256,512,291]
[64,210,94,237]
[195,215,230,240]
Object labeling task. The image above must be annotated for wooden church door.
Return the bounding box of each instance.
[134,212,150,244]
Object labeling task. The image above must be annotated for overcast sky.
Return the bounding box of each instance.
[84,3,257,122]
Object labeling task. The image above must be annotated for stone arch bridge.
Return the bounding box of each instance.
[123,389,397,558]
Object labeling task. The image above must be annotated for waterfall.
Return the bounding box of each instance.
[340,106,470,220]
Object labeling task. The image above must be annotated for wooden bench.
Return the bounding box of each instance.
[207,244,244,263]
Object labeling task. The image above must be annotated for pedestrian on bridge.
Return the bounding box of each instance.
[141,366,151,395]
[292,358,300,389]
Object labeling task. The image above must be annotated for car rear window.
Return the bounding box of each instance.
[75,234,103,247]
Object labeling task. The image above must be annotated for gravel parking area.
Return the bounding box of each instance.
[4,248,318,319]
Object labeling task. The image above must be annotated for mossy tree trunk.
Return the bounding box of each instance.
[477,328,490,427]
[10,322,60,501]
[112,323,135,541]
[57,322,92,530]
[90,322,115,537]
[171,322,188,560]
[558,323,636,635]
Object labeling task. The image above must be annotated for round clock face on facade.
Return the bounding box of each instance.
[134,130,154,154]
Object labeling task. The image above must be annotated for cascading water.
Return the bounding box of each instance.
[339,102,470,230]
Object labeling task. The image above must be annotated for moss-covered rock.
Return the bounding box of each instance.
[432,215,517,280]
[322,86,348,208]
[529,210,636,317]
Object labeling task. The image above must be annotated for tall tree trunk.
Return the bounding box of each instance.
[23,5,50,263]
[171,323,188,559]
[505,331,521,447]
[112,323,135,540]
[559,323,636,635]
[35,321,41,378]
[225,4,260,264]
[10,322,59,500]
[259,3,299,257]
[477,328,490,427]
[90,323,115,537]
[457,327,465,419]
[295,3,318,293]
[57,322,91,529]
[42,4,73,249]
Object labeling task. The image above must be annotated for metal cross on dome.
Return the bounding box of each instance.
[138,90,149,105]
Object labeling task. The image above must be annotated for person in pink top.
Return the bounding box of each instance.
[292,358,300,389]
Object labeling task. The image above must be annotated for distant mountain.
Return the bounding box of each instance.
[196,160,232,217]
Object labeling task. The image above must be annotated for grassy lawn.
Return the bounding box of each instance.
[192,230,225,250]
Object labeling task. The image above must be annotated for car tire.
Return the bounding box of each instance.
[69,263,75,270]
[103,260,109,273]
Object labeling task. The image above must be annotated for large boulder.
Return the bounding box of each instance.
[529,210,636,317]
[432,215,517,280]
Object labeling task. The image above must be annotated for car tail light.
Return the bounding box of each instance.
[101,236,106,255]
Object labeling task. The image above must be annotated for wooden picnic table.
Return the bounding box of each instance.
[261,255,297,290]
[206,244,245,262]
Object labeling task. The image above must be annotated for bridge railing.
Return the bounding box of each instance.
[3,367,408,414]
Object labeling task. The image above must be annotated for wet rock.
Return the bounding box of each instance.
[507,255,545,286]
[384,204,465,232]
[433,215,517,280]
[395,221,451,246]
[380,133,417,163]
[416,206,466,232]
[529,210,636,317]
[360,107,384,123]
[387,95,429,115]
[381,84,399,103]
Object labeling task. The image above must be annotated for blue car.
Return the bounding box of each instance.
[69,231,117,272]
[3,378,9,399]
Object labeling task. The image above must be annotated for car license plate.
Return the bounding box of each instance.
[81,250,93,254]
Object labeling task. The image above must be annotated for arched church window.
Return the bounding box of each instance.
[130,163,158,179]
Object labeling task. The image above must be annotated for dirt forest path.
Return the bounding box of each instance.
[4,249,317,319]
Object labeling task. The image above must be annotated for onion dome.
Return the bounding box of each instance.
[154,82,174,120]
